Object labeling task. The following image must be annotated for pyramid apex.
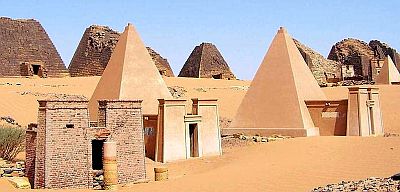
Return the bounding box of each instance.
[278,27,287,34]
[125,23,134,31]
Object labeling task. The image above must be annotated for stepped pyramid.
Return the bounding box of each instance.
[228,27,326,137]
[375,56,400,84]
[89,23,172,120]
[178,43,236,80]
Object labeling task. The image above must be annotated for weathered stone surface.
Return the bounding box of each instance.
[146,47,174,77]
[0,17,68,77]
[69,25,119,77]
[328,38,400,82]
[178,43,236,80]
[69,25,173,77]
[293,39,341,85]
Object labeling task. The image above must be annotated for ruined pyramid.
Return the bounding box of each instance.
[69,25,174,77]
[89,23,172,120]
[228,27,326,137]
[375,56,400,85]
[0,17,68,77]
[178,43,236,80]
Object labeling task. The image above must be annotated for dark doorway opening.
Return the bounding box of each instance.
[212,73,222,79]
[92,140,104,170]
[31,64,41,75]
[189,124,199,157]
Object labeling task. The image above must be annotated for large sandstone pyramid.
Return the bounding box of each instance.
[178,42,236,80]
[89,24,172,120]
[229,27,326,137]
[375,56,400,85]
[293,39,341,85]
[0,17,68,77]
[69,25,174,77]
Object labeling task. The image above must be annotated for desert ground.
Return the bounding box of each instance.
[1,76,400,191]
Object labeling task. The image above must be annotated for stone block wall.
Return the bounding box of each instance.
[34,99,91,189]
[98,100,146,183]
[25,128,37,188]
[0,17,68,77]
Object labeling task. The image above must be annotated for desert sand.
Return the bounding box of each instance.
[1,76,400,191]
[1,136,399,191]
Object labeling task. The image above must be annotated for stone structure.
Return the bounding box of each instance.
[178,43,236,80]
[328,38,400,82]
[146,47,174,77]
[69,25,173,77]
[293,39,341,85]
[69,25,119,76]
[89,24,172,119]
[148,98,222,162]
[25,98,146,189]
[228,27,325,137]
[347,87,384,136]
[0,17,68,77]
[375,56,400,85]
[226,27,384,137]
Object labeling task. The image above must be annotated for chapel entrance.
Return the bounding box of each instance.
[92,140,104,170]
[212,73,223,79]
[189,123,199,157]
[32,64,41,75]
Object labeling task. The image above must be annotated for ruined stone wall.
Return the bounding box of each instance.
[0,17,68,77]
[293,39,341,85]
[179,43,236,80]
[369,40,400,71]
[328,38,400,82]
[99,100,146,183]
[69,25,173,77]
[34,100,91,189]
[25,129,37,188]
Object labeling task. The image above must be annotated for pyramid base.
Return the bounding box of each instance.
[222,127,320,137]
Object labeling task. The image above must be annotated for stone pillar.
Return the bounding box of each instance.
[98,100,146,184]
[192,98,222,156]
[155,99,187,162]
[347,87,384,136]
[103,141,117,190]
[25,124,37,188]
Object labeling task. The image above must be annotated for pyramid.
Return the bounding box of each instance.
[0,17,68,77]
[89,23,172,120]
[228,27,326,137]
[375,56,400,84]
[178,43,236,80]
[69,25,174,77]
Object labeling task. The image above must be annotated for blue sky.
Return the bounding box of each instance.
[1,1,399,80]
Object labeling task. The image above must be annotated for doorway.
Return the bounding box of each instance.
[212,73,222,79]
[189,124,199,157]
[31,64,41,75]
[92,140,104,170]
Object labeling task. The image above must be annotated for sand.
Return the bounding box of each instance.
[11,136,400,192]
